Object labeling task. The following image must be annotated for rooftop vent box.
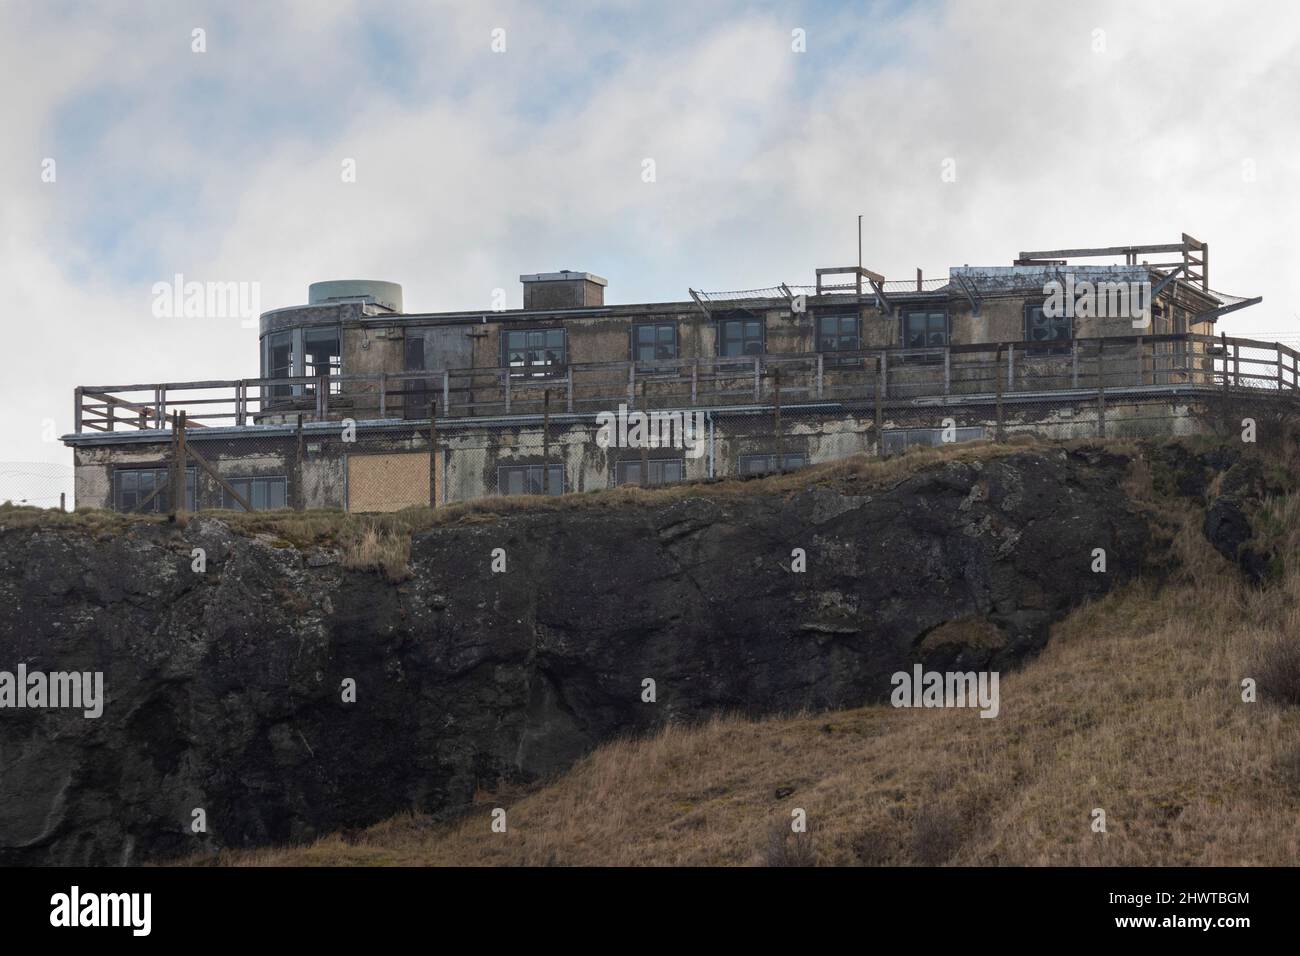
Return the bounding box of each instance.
[519,270,607,310]
[308,279,403,314]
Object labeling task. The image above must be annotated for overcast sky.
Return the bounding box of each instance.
[2,0,1299,502]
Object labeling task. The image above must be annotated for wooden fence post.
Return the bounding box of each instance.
[429,401,439,508]
[172,411,187,519]
[773,367,783,473]
[295,414,304,511]
[995,346,1004,442]
[875,356,885,458]
[1097,340,1107,438]
[542,390,551,496]
[639,381,649,488]
[1221,332,1229,392]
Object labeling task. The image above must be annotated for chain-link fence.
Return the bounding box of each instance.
[0,462,74,511]
[57,382,1300,515]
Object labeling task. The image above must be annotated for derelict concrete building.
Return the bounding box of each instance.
[63,234,1289,513]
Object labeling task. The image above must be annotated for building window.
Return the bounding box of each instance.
[498,464,564,496]
[633,322,678,369]
[504,329,566,379]
[883,426,984,455]
[304,327,342,394]
[817,313,860,366]
[615,458,684,486]
[901,311,948,349]
[1023,304,1071,354]
[112,467,196,513]
[267,330,294,397]
[221,476,289,512]
[717,317,764,357]
[738,453,806,476]
[900,310,947,365]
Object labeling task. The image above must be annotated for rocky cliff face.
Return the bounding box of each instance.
[0,448,1160,864]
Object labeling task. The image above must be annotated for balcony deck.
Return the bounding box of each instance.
[71,332,1299,435]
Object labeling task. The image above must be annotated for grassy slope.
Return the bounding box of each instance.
[197,444,1300,867]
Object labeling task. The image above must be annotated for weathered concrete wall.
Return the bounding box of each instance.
[71,391,1214,511]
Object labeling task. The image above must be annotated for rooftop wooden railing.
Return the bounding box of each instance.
[72,332,1300,434]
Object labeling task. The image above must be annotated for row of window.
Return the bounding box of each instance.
[115,434,974,510]
[112,468,287,513]
[504,308,1078,379]
[113,460,808,510]
[266,309,1080,392]
[499,454,809,496]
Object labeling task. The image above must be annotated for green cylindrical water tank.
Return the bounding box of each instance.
[308,279,403,313]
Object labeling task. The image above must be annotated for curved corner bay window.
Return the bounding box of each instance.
[304,327,342,394]
[267,331,294,398]
[505,329,566,379]
[263,326,342,400]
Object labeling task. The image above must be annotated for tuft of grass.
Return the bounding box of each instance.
[339,524,412,582]
[761,820,819,867]
[910,806,964,865]
[1254,638,1300,707]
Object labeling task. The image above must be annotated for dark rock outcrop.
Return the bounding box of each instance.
[0,449,1151,864]
[1202,457,1277,582]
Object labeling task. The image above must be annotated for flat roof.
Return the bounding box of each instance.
[519,271,608,285]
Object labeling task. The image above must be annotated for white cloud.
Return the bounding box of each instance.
[1,0,1299,497]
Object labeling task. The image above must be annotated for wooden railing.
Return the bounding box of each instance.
[72,333,1300,434]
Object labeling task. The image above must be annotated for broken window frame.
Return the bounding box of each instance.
[900,310,948,364]
[1022,303,1072,356]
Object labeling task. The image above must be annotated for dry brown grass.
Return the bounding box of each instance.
[203,464,1300,867]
